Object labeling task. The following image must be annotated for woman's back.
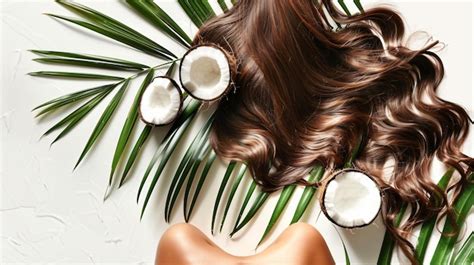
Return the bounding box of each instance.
[155,222,335,265]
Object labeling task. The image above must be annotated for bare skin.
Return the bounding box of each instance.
[155,222,335,265]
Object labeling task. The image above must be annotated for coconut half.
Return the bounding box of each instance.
[139,76,182,126]
[320,169,382,228]
[179,44,235,101]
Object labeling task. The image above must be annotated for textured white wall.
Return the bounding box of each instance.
[1,0,473,264]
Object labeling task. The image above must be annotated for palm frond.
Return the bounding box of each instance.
[257,184,296,246]
[452,232,473,264]
[119,125,152,187]
[377,204,408,265]
[41,85,116,137]
[290,166,324,224]
[178,0,216,28]
[117,63,178,188]
[177,0,203,27]
[30,49,149,70]
[377,169,462,264]
[415,168,455,263]
[230,190,270,236]
[163,112,214,221]
[185,150,217,221]
[138,100,201,218]
[50,88,115,145]
[174,143,212,219]
[219,164,248,232]
[197,0,216,19]
[232,179,257,232]
[165,115,215,221]
[431,173,474,264]
[354,0,364,13]
[217,0,229,12]
[33,83,116,116]
[126,0,192,47]
[211,160,237,234]
[28,71,124,80]
[338,0,352,16]
[136,99,200,203]
[74,79,130,169]
[109,70,154,186]
[49,0,176,59]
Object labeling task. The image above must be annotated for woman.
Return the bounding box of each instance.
[155,222,335,265]
[159,0,473,263]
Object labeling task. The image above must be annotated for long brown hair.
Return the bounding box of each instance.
[193,0,474,263]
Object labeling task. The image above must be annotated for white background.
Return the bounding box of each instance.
[1,0,473,264]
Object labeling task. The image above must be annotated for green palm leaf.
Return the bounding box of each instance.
[377,204,408,265]
[46,9,174,60]
[56,0,175,59]
[50,88,114,145]
[354,0,365,13]
[28,71,124,80]
[166,122,213,221]
[232,180,257,232]
[452,232,473,265]
[33,83,116,117]
[109,69,154,186]
[178,0,200,27]
[211,160,237,234]
[117,62,177,187]
[139,112,196,219]
[177,0,203,27]
[171,143,212,220]
[290,166,325,224]
[138,130,174,202]
[197,0,216,19]
[219,164,248,232]
[42,85,116,138]
[138,99,201,218]
[230,190,270,236]
[431,173,474,264]
[126,0,192,47]
[217,0,228,12]
[377,169,458,264]
[164,114,214,221]
[338,0,352,16]
[415,168,455,263]
[30,49,149,70]
[136,99,201,203]
[187,0,207,23]
[118,125,152,187]
[74,79,130,169]
[257,184,296,246]
[185,150,217,221]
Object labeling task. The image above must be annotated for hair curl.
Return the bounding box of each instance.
[192,0,474,263]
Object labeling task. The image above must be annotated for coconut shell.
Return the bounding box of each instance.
[138,76,183,127]
[179,43,237,102]
[319,168,383,229]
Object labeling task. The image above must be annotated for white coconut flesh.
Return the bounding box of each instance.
[323,170,382,228]
[140,77,181,125]
[180,46,231,100]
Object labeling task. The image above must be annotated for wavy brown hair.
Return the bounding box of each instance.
[192,0,473,263]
